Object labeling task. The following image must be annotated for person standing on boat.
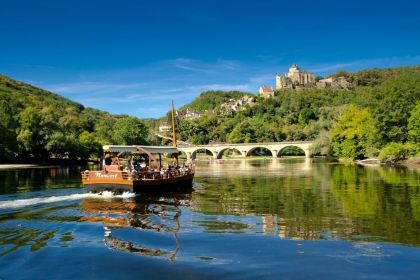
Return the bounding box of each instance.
[102,150,112,173]
[104,151,112,165]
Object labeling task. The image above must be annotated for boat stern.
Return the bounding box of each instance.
[81,170,134,194]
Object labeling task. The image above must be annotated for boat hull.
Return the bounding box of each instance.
[83,172,194,193]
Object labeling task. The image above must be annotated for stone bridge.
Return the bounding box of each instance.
[178,141,314,160]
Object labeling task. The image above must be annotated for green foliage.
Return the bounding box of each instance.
[0,95,18,158]
[0,74,149,161]
[112,117,148,145]
[279,146,305,156]
[408,102,420,143]
[311,130,331,156]
[378,142,419,162]
[16,107,44,155]
[79,131,102,158]
[330,105,378,159]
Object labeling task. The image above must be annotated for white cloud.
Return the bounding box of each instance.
[167,57,241,73]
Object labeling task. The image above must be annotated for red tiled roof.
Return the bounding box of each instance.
[260,86,273,92]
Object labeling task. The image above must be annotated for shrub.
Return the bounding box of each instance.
[378,142,416,162]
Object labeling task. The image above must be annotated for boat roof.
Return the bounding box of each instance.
[103,145,179,154]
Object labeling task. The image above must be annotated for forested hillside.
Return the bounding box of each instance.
[0,74,148,162]
[161,66,420,160]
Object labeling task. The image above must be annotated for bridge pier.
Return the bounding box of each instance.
[271,150,278,158]
[213,150,219,159]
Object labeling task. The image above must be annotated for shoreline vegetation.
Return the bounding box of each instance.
[1,66,419,166]
[1,156,419,171]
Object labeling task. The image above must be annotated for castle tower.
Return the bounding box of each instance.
[275,64,316,90]
[275,74,283,90]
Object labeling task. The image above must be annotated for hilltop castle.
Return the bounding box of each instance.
[275,64,316,90]
[265,64,352,93]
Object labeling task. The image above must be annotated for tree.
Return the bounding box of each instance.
[16,107,45,156]
[94,113,117,144]
[408,102,420,143]
[378,142,413,162]
[112,117,148,145]
[330,105,378,159]
[79,131,102,159]
[298,107,316,126]
[0,96,18,160]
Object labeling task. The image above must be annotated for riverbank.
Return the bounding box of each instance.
[0,158,92,170]
[355,157,420,169]
[0,164,44,169]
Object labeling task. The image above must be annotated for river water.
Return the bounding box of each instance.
[0,158,419,279]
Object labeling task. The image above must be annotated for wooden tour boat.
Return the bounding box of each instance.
[81,100,195,193]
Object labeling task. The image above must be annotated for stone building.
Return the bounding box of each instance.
[258,86,275,98]
[176,108,204,120]
[275,64,316,90]
[316,76,352,89]
[220,95,254,113]
[158,122,171,132]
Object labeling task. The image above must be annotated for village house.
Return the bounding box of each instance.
[158,122,171,132]
[176,108,205,120]
[259,86,275,98]
[220,95,254,113]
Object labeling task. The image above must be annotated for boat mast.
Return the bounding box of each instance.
[171,99,179,167]
[171,99,177,147]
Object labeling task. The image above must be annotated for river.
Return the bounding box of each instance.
[0,158,419,279]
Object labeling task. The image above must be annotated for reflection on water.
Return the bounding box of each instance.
[0,159,419,279]
[80,192,191,262]
[195,157,313,177]
[192,159,420,245]
[0,227,57,256]
[0,166,83,194]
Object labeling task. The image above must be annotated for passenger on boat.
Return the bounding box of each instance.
[104,151,112,165]
[130,160,141,172]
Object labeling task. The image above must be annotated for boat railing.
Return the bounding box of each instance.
[81,171,89,180]
[122,171,132,180]
[129,166,194,181]
[81,163,195,182]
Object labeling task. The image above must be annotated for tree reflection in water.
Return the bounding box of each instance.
[192,159,420,246]
[80,191,191,262]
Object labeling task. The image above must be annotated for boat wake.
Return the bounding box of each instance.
[0,191,136,209]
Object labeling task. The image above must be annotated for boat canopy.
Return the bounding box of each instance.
[103,145,179,154]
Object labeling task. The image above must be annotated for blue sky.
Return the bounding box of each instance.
[1,0,419,118]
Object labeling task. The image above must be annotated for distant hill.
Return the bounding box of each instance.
[0,74,148,162]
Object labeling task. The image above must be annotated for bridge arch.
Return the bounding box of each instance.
[216,147,242,159]
[246,147,273,157]
[278,145,308,157]
[191,148,214,160]
[177,150,188,159]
